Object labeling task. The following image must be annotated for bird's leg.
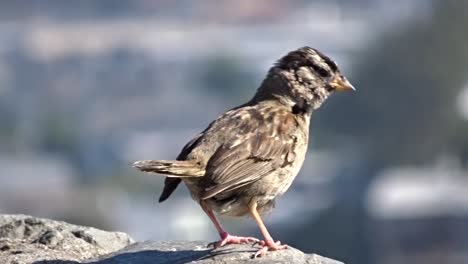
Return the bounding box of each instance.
[249,201,287,258]
[200,201,259,248]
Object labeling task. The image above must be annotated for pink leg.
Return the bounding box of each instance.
[200,202,259,248]
[249,201,287,258]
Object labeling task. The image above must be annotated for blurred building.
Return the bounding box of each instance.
[367,159,468,264]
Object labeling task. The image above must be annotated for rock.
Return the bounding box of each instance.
[90,241,343,264]
[0,215,344,264]
[0,215,134,264]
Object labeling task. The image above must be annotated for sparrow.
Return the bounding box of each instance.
[134,46,354,257]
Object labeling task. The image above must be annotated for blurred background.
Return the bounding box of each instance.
[0,0,467,263]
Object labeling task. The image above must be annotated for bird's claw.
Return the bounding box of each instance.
[207,234,259,249]
[251,240,287,258]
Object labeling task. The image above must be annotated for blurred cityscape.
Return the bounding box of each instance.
[0,1,467,264]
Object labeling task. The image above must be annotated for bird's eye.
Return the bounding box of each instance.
[311,65,330,78]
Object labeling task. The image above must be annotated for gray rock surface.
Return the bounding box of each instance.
[0,214,343,264]
[0,215,134,264]
[90,241,343,264]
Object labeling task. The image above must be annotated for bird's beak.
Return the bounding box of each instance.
[330,75,355,91]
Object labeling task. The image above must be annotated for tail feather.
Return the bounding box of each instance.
[133,160,205,177]
[159,178,182,203]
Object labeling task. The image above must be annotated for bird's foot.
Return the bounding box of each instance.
[207,232,259,248]
[252,240,288,258]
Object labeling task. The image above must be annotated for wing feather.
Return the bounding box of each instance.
[201,108,298,199]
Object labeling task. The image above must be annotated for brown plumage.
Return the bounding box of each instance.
[133,46,354,257]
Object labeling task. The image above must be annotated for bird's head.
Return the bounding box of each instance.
[255,46,354,111]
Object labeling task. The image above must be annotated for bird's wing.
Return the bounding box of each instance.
[201,108,299,200]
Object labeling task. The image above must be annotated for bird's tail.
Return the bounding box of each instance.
[133,160,205,177]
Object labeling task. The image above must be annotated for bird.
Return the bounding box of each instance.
[133,46,354,257]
